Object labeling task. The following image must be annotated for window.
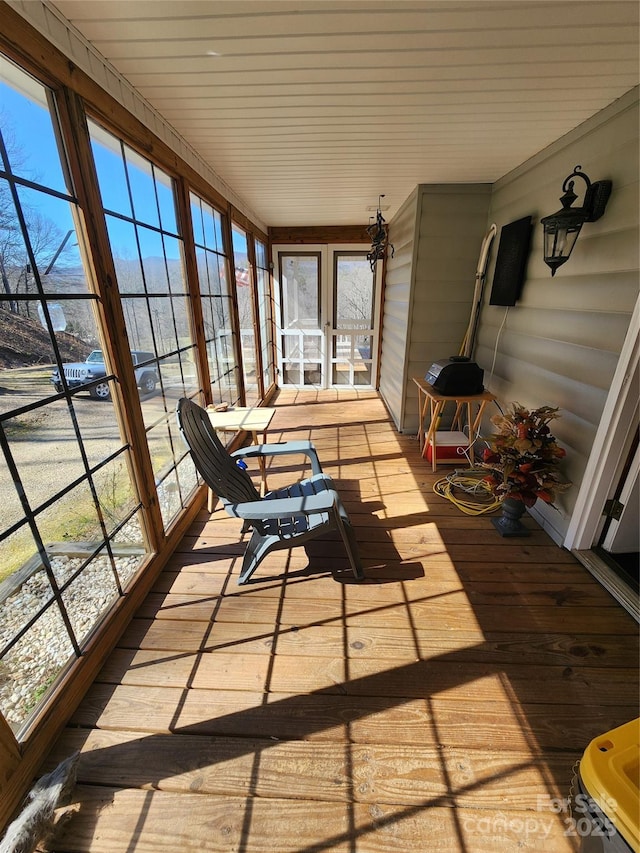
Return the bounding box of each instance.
[231,223,260,405]
[88,120,200,529]
[255,238,275,393]
[189,192,240,406]
[0,57,148,737]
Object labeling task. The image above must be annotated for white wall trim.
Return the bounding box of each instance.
[564,292,640,551]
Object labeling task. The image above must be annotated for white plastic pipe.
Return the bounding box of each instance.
[462,223,497,358]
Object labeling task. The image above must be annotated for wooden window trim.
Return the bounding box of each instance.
[0,2,273,830]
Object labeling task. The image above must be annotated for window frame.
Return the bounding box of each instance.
[0,14,274,829]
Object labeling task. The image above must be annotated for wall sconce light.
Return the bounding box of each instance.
[540,165,612,276]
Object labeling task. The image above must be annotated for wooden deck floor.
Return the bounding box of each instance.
[45,390,638,852]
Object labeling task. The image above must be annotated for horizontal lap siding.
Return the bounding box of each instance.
[405,186,491,434]
[476,89,639,542]
[382,185,491,434]
[378,189,417,430]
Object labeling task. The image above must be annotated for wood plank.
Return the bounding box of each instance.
[100,647,272,692]
[180,534,581,564]
[120,613,638,668]
[265,655,637,705]
[46,784,577,852]
[47,728,582,810]
[278,595,639,634]
[169,552,602,585]
[70,682,637,755]
[345,626,639,668]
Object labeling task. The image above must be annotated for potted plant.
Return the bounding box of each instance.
[481,403,572,536]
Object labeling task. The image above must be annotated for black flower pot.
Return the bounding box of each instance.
[491,496,531,537]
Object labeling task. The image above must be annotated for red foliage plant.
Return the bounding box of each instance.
[481,403,572,507]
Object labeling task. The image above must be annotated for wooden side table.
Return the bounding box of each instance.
[206,406,276,506]
[412,377,496,471]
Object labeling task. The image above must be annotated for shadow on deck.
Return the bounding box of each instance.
[43,390,638,852]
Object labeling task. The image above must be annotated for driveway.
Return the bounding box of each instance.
[0,366,178,538]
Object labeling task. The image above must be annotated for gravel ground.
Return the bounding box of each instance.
[0,550,141,732]
[0,367,189,733]
[0,462,192,734]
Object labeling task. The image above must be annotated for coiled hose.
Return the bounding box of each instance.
[433,467,502,516]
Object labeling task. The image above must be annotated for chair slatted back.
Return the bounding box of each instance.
[177,398,260,505]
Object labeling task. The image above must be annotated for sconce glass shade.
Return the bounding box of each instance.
[541,207,584,276]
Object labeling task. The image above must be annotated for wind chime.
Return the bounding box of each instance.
[367,195,394,272]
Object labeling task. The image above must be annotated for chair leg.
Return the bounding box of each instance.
[238,532,271,585]
[334,510,364,580]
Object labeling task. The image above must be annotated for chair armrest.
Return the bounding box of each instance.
[227,489,339,520]
[231,440,323,475]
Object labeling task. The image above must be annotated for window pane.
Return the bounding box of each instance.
[164,235,187,293]
[15,186,90,293]
[171,295,192,352]
[335,253,375,328]
[175,454,199,507]
[0,598,75,733]
[146,420,174,490]
[190,194,205,246]
[0,455,24,540]
[255,240,266,269]
[121,295,154,350]
[90,124,132,217]
[93,454,140,540]
[107,218,145,291]
[232,224,259,405]
[156,171,178,235]
[124,145,159,229]
[60,551,121,646]
[0,56,69,194]
[5,404,87,512]
[255,239,274,390]
[157,468,182,530]
[138,227,167,286]
[281,254,320,327]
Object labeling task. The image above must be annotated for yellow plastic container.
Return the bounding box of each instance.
[578,718,640,851]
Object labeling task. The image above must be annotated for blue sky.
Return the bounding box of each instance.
[1,67,182,264]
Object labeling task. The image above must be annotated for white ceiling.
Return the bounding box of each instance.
[51,0,639,228]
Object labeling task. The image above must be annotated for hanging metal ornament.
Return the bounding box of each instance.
[367,195,394,272]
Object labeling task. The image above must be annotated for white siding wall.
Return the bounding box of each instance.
[475,87,639,542]
[407,185,491,433]
[378,189,418,430]
[380,185,491,433]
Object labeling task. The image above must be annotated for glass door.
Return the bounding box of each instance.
[275,250,324,387]
[330,251,378,387]
[273,245,380,389]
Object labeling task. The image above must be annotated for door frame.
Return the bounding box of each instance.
[601,439,639,553]
[272,243,382,390]
[564,293,639,551]
[564,293,639,619]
